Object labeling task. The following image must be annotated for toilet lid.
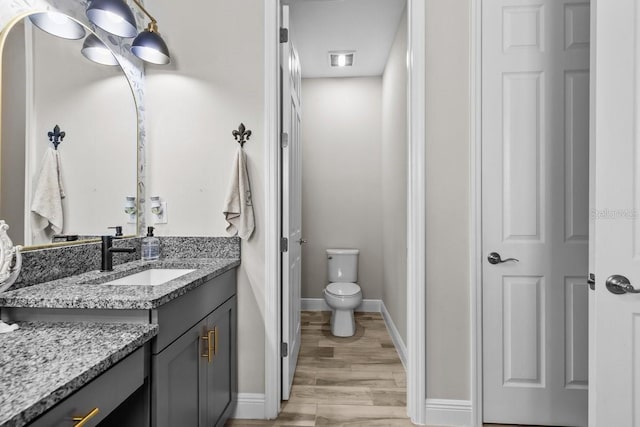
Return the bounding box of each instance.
[326,282,361,296]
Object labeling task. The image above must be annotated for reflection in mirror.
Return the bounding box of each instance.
[1,15,137,248]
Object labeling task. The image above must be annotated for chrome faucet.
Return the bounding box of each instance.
[101,234,136,272]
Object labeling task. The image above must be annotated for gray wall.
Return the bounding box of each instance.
[381,10,408,343]
[145,0,266,394]
[425,0,471,400]
[300,77,384,300]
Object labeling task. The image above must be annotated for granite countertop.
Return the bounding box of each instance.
[0,321,158,427]
[0,258,240,310]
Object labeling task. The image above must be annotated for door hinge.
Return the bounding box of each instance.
[280,28,289,43]
[280,237,288,253]
[281,132,289,148]
[281,342,289,358]
[588,273,596,291]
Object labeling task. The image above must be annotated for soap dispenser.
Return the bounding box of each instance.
[142,226,160,261]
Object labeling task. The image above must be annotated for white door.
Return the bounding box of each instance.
[482,0,590,424]
[281,4,303,401]
[590,0,640,425]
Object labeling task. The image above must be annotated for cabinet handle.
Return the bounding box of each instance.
[201,329,215,363]
[213,326,218,356]
[72,407,99,427]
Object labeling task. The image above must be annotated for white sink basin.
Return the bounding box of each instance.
[101,269,196,286]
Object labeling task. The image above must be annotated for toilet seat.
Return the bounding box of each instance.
[326,282,361,297]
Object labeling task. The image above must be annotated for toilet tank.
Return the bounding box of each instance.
[326,249,359,283]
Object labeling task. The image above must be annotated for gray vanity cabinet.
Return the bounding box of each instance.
[30,346,148,427]
[152,271,237,427]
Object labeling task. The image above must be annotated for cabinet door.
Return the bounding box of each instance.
[153,321,207,427]
[204,296,237,427]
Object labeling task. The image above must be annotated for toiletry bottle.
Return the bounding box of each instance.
[142,226,160,261]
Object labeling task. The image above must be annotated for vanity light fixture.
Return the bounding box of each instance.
[81,34,119,66]
[29,12,86,40]
[86,0,171,65]
[86,0,137,38]
[329,51,354,68]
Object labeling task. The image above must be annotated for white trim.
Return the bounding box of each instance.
[426,399,473,427]
[301,297,381,313]
[407,0,427,424]
[381,300,408,370]
[470,1,483,426]
[232,393,266,419]
[265,1,426,423]
[264,0,281,420]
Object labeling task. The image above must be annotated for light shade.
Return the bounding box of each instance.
[131,29,170,64]
[81,34,118,66]
[29,12,86,40]
[86,0,137,38]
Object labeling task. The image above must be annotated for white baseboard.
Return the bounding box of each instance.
[425,399,473,427]
[301,297,382,312]
[380,301,408,370]
[232,393,265,419]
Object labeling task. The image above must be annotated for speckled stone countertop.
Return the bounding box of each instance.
[0,258,240,310]
[0,321,158,427]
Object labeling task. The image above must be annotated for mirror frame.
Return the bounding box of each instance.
[0,0,147,251]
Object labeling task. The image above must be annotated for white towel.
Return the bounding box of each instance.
[31,148,65,235]
[223,147,255,240]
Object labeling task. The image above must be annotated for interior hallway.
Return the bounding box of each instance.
[226,311,411,426]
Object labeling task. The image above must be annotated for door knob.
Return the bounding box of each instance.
[487,252,519,265]
[298,238,308,244]
[606,274,640,294]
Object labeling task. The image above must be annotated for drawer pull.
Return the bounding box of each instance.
[72,407,99,427]
[201,329,216,363]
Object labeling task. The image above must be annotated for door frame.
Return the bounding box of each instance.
[263,0,427,423]
[470,1,482,425]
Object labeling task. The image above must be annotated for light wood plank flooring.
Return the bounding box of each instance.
[225,311,412,426]
[225,312,558,427]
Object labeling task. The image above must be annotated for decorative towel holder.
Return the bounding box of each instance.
[232,123,251,148]
[48,125,65,150]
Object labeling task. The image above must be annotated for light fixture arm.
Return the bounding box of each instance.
[130,0,159,31]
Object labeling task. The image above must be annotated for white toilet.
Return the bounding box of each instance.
[324,249,362,337]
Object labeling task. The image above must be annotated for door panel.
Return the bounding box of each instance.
[482,0,589,424]
[590,0,640,425]
[281,4,302,401]
[206,297,236,427]
[153,321,205,427]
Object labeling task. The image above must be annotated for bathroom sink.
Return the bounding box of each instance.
[100,269,196,286]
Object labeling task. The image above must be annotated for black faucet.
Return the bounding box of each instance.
[101,235,136,272]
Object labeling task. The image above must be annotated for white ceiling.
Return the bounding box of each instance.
[286,0,407,78]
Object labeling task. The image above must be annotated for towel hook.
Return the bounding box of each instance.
[47,125,66,150]
[232,123,251,148]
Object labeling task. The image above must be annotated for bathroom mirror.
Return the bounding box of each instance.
[0,13,138,248]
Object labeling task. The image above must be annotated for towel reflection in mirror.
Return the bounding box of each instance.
[30,146,66,241]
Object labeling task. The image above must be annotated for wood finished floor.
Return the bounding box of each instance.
[225,311,412,426]
[225,312,549,427]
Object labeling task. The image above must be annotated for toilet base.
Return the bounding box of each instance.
[330,309,356,337]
